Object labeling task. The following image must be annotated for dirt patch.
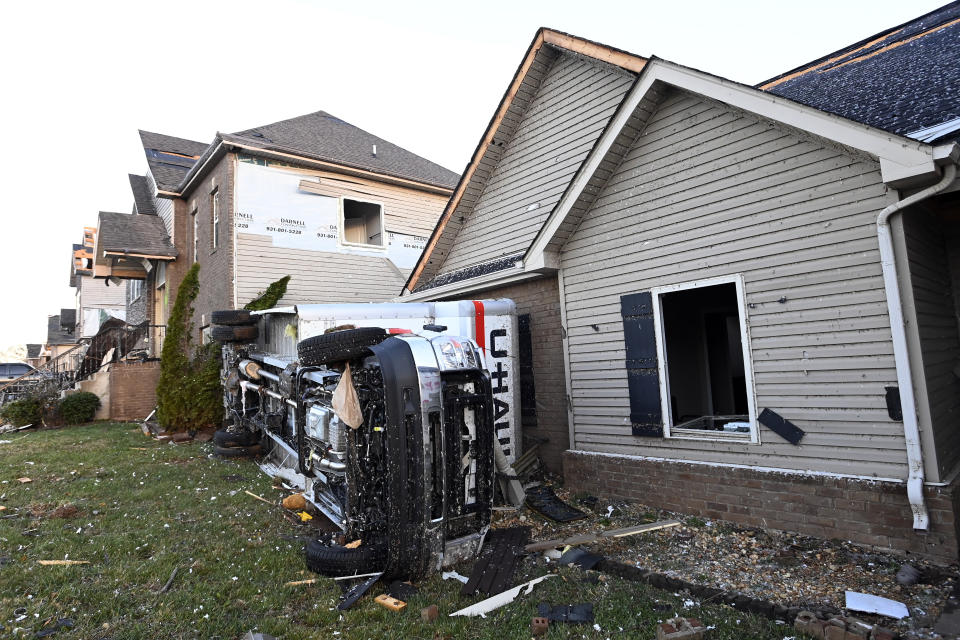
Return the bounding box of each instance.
[49,504,80,519]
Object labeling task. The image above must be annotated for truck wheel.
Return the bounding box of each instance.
[213,429,259,448]
[214,444,263,458]
[297,328,387,366]
[304,539,386,577]
[211,309,254,326]
[211,325,259,343]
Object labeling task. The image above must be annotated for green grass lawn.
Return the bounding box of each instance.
[0,423,790,639]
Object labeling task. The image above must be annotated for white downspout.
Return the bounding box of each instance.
[877,163,957,531]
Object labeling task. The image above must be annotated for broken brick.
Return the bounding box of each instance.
[656,617,707,640]
[531,617,549,636]
[421,605,438,623]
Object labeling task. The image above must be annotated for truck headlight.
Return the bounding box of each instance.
[430,336,481,371]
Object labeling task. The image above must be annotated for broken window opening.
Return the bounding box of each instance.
[655,279,755,440]
[341,198,384,248]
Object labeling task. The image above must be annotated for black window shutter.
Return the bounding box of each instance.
[517,314,538,428]
[620,292,663,437]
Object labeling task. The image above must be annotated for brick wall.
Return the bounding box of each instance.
[109,360,161,421]
[563,450,960,564]
[180,153,236,339]
[445,275,567,473]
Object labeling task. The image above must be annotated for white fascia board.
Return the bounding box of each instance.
[526,60,939,269]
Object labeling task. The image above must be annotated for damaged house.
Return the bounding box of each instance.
[404,6,960,562]
[126,113,458,339]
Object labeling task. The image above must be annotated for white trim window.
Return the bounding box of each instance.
[339,197,385,249]
[130,279,143,301]
[212,188,220,250]
[192,209,199,262]
[651,274,759,443]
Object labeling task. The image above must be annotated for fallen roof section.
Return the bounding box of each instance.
[138,130,208,192]
[759,1,960,142]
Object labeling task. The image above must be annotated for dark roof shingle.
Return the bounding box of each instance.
[138,130,208,192]
[761,2,960,142]
[128,174,156,215]
[97,211,176,258]
[223,110,459,189]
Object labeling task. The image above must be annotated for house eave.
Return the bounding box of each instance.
[399,265,540,302]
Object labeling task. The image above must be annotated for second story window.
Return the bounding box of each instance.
[212,189,220,250]
[192,210,199,262]
[340,198,384,248]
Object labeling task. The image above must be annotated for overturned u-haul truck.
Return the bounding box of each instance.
[211,300,518,579]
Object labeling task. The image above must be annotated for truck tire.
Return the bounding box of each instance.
[211,309,254,326]
[213,429,259,448]
[213,444,263,458]
[211,325,259,343]
[304,540,386,577]
[297,328,387,366]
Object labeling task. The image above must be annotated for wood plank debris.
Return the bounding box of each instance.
[374,594,407,611]
[284,578,319,586]
[525,519,681,552]
[244,490,273,505]
[38,560,89,566]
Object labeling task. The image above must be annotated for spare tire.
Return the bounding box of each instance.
[211,324,259,343]
[297,327,387,366]
[214,444,263,458]
[213,429,259,448]
[304,539,387,577]
[211,309,254,326]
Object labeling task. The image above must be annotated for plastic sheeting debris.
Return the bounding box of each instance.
[845,591,909,619]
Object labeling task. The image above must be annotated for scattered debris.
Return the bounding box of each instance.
[526,519,681,551]
[795,611,897,640]
[442,571,468,584]
[531,616,549,636]
[159,566,179,593]
[37,560,89,566]
[536,603,595,624]
[845,591,910,619]
[284,578,319,587]
[387,580,418,601]
[281,493,306,510]
[331,571,386,582]
[298,511,312,522]
[450,575,556,618]
[244,490,273,505]
[33,618,74,638]
[657,617,708,639]
[558,547,603,570]
[374,594,406,611]
[462,526,530,596]
[17,477,32,484]
[512,444,541,480]
[240,632,277,640]
[344,539,362,550]
[421,604,439,623]
[337,572,382,611]
[524,485,587,522]
[896,564,922,587]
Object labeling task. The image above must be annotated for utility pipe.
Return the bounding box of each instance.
[877,163,957,531]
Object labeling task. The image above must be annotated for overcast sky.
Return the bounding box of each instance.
[0,0,946,349]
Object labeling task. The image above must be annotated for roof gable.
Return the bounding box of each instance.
[128,174,156,215]
[95,211,176,263]
[760,2,960,142]
[221,110,459,190]
[405,28,648,293]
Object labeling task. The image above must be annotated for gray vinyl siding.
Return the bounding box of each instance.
[235,234,407,306]
[560,90,907,479]
[437,52,634,274]
[903,212,960,478]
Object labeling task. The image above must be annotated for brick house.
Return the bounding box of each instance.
[403,7,960,562]
[127,112,458,339]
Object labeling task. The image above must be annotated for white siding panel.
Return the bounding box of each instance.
[559,91,905,478]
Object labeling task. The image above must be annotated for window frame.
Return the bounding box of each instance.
[650,274,759,444]
[211,188,220,250]
[130,278,143,301]
[338,196,386,250]
[191,209,199,263]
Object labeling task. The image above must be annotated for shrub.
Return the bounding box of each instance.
[244,275,290,311]
[0,396,43,426]
[157,263,224,432]
[58,392,101,425]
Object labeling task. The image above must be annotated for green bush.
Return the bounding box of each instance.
[157,263,224,432]
[244,275,290,311]
[0,396,43,426]
[58,392,101,425]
